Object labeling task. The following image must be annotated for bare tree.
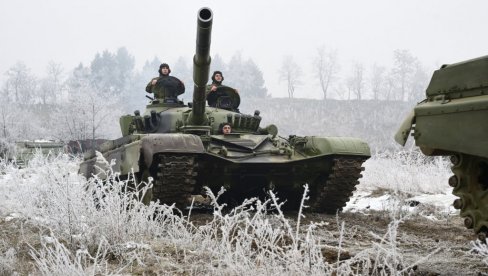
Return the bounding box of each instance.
[39,61,64,105]
[4,62,37,103]
[383,70,397,101]
[370,64,385,100]
[53,82,122,147]
[0,96,47,141]
[0,81,11,104]
[347,62,365,100]
[313,46,339,100]
[345,77,354,100]
[408,61,430,101]
[278,55,303,98]
[393,49,416,101]
[0,99,13,139]
[333,83,349,100]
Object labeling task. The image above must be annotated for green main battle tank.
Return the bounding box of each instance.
[395,55,488,235]
[80,7,371,212]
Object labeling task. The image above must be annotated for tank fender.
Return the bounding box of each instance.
[394,110,415,146]
[302,136,371,157]
[141,134,204,167]
[79,139,142,179]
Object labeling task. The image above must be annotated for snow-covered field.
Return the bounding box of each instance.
[1,152,487,275]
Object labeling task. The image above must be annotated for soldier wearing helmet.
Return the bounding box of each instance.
[206,70,224,97]
[146,63,185,102]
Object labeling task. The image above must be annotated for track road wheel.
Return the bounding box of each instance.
[450,154,488,234]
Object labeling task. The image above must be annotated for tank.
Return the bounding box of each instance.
[395,55,488,235]
[8,140,65,167]
[79,7,371,212]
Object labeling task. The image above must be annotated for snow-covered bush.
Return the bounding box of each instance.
[0,243,17,276]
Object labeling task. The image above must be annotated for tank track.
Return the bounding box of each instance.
[449,153,488,236]
[152,154,197,209]
[310,156,366,213]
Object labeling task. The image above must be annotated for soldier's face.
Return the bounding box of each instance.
[215,74,222,82]
[161,68,169,75]
[223,125,231,134]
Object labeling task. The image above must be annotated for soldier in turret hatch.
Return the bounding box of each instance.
[206,71,239,96]
[146,63,185,102]
[220,122,232,134]
[206,71,240,110]
[206,71,224,97]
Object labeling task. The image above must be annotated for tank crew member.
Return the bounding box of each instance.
[146,63,185,102]
[221,122,232,134]
[206,71,240,110]
[206,70,224,97]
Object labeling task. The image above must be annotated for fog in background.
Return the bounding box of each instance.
[1,0,487,99]
[0,0,487,151]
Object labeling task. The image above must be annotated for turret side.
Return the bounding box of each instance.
[426,55,488,98]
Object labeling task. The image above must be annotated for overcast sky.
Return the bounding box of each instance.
[1,0,487,98]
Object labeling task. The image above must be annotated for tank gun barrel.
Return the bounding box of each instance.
[190,7,213,125]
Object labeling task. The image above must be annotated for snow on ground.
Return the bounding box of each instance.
[345,189,457,218]
[345,151,457,217]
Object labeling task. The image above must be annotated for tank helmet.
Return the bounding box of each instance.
[159,63,171,75]
[211,71,224,83]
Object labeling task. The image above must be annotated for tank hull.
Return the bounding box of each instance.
[80,133,370,211]
[413,96,488,158]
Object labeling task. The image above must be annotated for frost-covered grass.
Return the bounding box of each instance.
[346,149,455,218]
[360,149,451,195]
[0,152,466,275]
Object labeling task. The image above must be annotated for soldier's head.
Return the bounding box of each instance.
[212,71,224,84]
[221,122,232,134]
[159,63,171,76]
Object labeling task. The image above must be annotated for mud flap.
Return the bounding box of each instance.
[394,110,415,146]
[79,139,142,179]
[140,134,204,167]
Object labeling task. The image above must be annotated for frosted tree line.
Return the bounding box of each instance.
[0,46,428,152]
[280,47,431,101]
